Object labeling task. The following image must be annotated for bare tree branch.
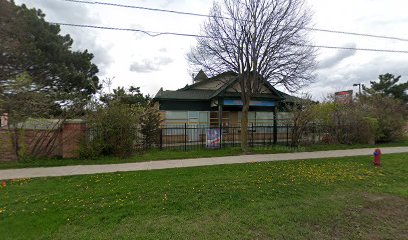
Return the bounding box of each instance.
[187,0,316,151]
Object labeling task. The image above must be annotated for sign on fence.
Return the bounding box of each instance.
[206,129,221,149]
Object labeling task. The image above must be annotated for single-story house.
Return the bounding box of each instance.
[154,71,297,127]
[153,71,298,144]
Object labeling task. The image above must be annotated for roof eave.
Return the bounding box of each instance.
[153,97,211,101]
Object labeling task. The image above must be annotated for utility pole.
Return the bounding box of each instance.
[353,83,363,95]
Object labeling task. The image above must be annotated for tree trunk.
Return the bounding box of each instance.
[241,99,250,153]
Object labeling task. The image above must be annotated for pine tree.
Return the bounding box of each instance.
[363,73,408,103]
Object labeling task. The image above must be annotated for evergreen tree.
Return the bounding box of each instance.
[0,0,101,107]
[100,86,151,107]
[363,73,408,103]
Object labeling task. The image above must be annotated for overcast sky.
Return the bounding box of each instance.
[15,0,408,100]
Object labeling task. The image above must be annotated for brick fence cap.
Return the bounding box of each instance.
[16,118,63,130]
[64,119,86,124]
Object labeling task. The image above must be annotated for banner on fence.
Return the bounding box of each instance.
[206,129,221,149]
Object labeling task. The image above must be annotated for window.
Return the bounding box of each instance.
[188,111,209,127]
[166,111,188,121]
[238,112,256,125]
[256,112,274,126]
[164,111,209,135]
[238,112,274,125]
[237,112,275,132]
[188,111,199,119]
[164,111,187,135]
[199,112,209,126]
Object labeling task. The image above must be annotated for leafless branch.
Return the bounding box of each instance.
[188,0,316,93]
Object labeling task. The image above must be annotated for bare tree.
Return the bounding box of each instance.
[285,94,316,146]
[188,0,315,152]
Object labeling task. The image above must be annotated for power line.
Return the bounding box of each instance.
[307,28,408,42]
[64,0,209,18]
[53,22,408,54]
[52,22,203,37]
[62,0,408,42]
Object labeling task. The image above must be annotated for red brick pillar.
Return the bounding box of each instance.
[0,129,17,161]
[62,120,86,159]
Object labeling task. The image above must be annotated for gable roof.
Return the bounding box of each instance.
[155,89,215,100]
[181,71,237,91]
[154,71,297,102]
[209,78,239,98]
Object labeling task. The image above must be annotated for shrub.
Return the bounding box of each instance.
[358,95,407,143]
[313,94,406,144]
[140,104,162,149]
[285,95,317,146]
[80,102,142,158]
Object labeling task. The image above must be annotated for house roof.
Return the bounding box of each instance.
[154,71,298,103]
[181,71,237,91]
[155,89,215,100]
[276,91,302,103]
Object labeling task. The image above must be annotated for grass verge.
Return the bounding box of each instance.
[0,153,407,239]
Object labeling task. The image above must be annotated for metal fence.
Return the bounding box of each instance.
[85,124,355,151]
[158,123,340,150]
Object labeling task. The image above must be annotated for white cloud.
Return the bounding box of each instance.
[13,0,408,98]
[130,57,174,73]
[318,43,357,69]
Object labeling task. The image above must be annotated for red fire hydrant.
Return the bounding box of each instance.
[373,148,382,166]
[1,181,6,188]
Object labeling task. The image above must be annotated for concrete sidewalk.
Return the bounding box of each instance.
[1,147,407,180]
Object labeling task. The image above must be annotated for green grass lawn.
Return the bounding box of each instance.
[0,139,407,170]
[1,153,407,239]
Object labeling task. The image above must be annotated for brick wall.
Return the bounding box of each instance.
[24,129,63,158]
[62,120,86,159]
[0,120,86,162]
[0,129,16,161]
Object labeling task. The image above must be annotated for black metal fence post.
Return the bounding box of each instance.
[286,124,289,146]
[232,126,235,147]
[201,126,204,149]
[251,123,254,147]
[160,128,163,150]
[184,123,187,151]
[263,126,266,147]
